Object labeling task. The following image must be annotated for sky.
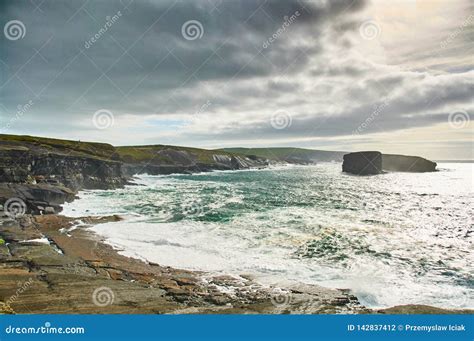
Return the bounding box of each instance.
[0,0,473,160]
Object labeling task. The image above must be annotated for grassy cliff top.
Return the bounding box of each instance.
[0,135,246,164]
[0,134,345,165]
[116,145,239,164]
[0,134,119,160]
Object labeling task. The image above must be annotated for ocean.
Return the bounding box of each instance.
[62,162,473,309]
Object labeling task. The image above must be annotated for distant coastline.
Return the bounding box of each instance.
[435,160,474,163]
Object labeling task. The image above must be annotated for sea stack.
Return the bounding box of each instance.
[342,151,382,175]
[382,154,437,172]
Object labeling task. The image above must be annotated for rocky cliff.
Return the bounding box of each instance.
[0,135,128,214]
[117,145,269,176]
[222,147,346,164]
[342,151,383,175]
[343,151,437,175]
[0,135,270,214]
[382,154,437,172]
[0,148,125,190]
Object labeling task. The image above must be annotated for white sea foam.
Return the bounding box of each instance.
[20,237,50,244]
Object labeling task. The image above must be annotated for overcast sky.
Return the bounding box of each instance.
[1,0,473,159]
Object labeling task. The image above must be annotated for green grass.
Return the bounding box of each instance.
[0,134,118,160]
[0,238,5,245]
[0,135,246,165]
[116,145,240,164]
[0,134,345,166]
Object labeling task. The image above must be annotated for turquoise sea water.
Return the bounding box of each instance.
[62,163,473,308]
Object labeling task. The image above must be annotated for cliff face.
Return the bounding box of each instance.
[0,135,127,214]
[0,137,126,190]
[0,148,125,190]
[221,147,346,164]
[342,151,383,175]
[382,154,437,172]
[117,146,269,176]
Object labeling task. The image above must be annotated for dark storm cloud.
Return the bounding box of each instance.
[0,0,366,121]
[0,0,472,153]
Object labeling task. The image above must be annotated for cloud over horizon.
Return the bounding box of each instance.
[1,0,473,159]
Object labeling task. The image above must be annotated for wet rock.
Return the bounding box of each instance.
[0,183,75,215]
[44,206,55,214]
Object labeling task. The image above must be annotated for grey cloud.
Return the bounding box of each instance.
[0,0,472,160]
[180,69,474,141]
[1,0,365,122]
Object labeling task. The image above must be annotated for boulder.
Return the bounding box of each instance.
[44,206,56,214]
[0,183,75,215]
[382,154,437,172]
[342,151,382,175]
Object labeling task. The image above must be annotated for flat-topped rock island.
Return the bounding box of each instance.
[342,151,437,175]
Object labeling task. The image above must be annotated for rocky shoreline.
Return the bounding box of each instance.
[0,214,368,314]
[1,213,471,315]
